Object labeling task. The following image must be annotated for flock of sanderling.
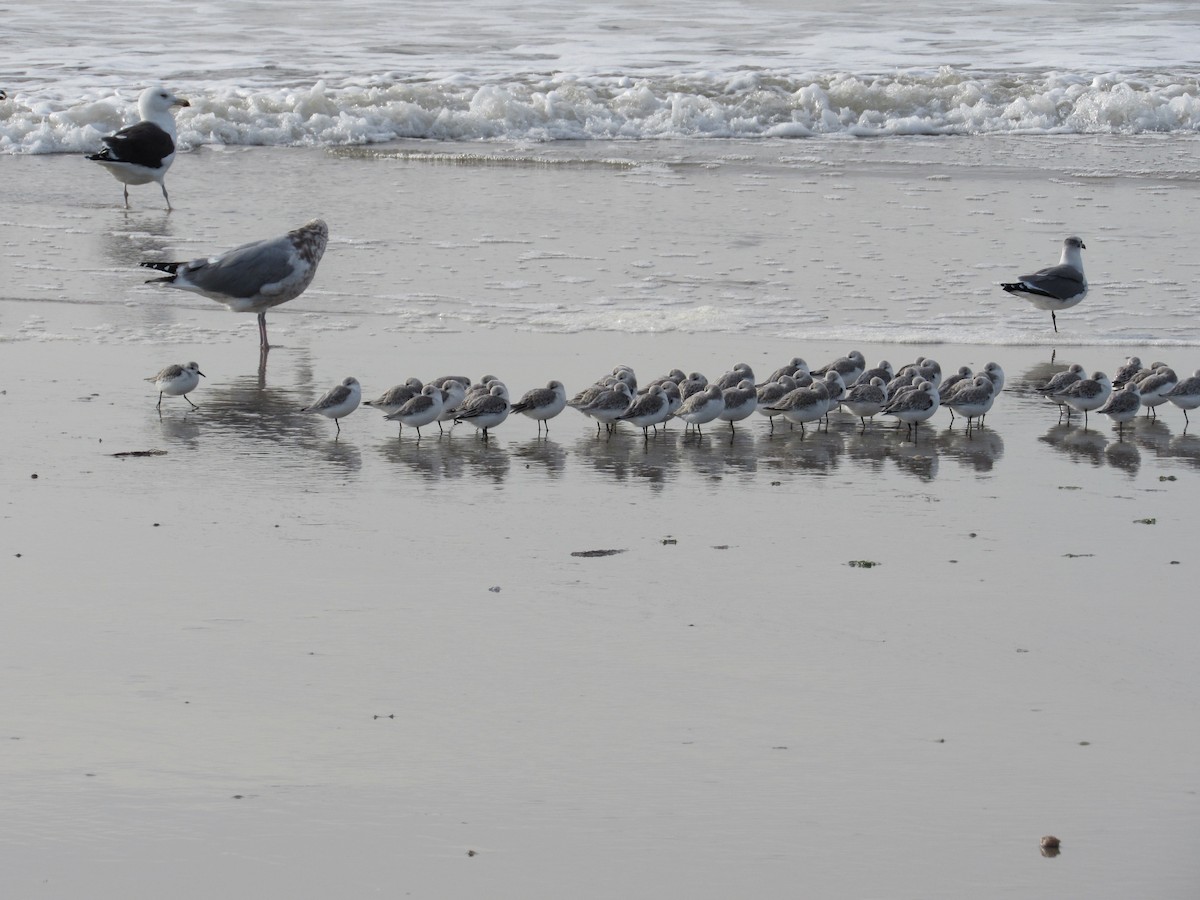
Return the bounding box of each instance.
[148,350,1200,441]
[97,87,1190,441]
[1033,357,1200,434]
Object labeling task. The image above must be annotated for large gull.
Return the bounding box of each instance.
[87,86,190,209]
[1001,236,1087,333]
[140,219,328,349]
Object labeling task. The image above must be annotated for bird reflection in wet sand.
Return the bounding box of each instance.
[933,425,1004,472]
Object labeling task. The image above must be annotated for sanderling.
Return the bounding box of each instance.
[511,380,568,433]
[435,379,468,433]
[617,384,672,436]
[755,376,797,431]
[87,86,190,209]
[715,363,755,391]
[943,375,995,431]
[883,380,940,435]
[453,384,511,438]
[140,219,328,350]
[1097,382,1142,436]
[301,376,362,437]
[718,379,758,429]
[763,357,808,385]
[1112,356,1143,389]
[383,384,444,438]
[1136,366,1177,418]
[1165,370,1200,425]
[1054,371,1111,427]
[1035,363,1085,420]
[841,376,889,428]
[1001,236,1087,333]
[678,372,709,402]
[363,378,425,416]
[814,350,865,387]
[674,384,725,433]
[859,360,894,385]
[147,361,204,410]
[765,380,829,434]
[581,381,633,432]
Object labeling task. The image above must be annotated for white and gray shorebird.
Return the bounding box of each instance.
[765,380,829,434]
[943,375,996,431]
[511,380,567,433]
[617,384,672,436]
[858,360,894,386]
[1165,370,1200,425]
[435,379,469,433]
[813,350,865,387]
[363,378,424,417]
[1001,236,1087,333]
[140,219,329,350]
[939,366,974,402]
[453,384,511,438]
[841,376,888,428]
[580,381,633,433]
[755,375,798,431]
[147,360,204,410]
[718,379,758,429]
[383,384,444,438]
[1035,363,1085,421]
[883,379,940,435]
[715,363,755,391]
[1135,366,1177,418]
[1054,371,1111,426]
[673,384,725,433]
[87,86,190,209]
[762,357,808,386]
[301,376,361,437]
[1112,356,1143,390]
[1096,382,1141,435]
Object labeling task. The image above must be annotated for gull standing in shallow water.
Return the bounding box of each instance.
[301,376,361,437]
[140,219,329,350]
[147,361,204,410]
[87,86,190,209]
[1001,236,1087,333]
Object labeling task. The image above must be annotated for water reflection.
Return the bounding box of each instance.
[99,216,176,267]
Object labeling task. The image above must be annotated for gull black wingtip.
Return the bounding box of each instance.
[140,260,182,284]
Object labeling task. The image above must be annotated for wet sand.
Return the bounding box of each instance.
[2,147,1200,898]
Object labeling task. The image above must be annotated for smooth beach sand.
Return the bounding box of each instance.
[2,144,1199,898]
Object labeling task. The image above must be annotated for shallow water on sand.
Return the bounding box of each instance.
[3,329,1200,897]
[2,142,1200,897]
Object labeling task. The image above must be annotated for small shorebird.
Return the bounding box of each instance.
[510,380,568,434]
[454,384,511,438]
[301,376,361,437]
[1001,236,1087,333]
[1096,382,1141,436]
[87,85,190,209]
[147,361,204,410]
[1054,371,1112,427]
[383,384,444,438]
[1165,369,1200,426]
